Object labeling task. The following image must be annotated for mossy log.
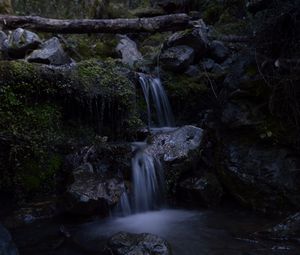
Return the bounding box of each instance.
[0,13,190,33]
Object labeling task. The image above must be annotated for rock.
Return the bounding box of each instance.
[184,65,200,77]
[164,25,209,60]
[116,35,143,68]
[27,37,72,65]
[107,232,171,255]
[160,45,194,72]
[65,143,132,216]
[178,173,224,207]
[255,212,300,242]
[6,28,41,58]
[0,224,19,255]
[210,40,229,63]
[221,140,300,213]
[146,125,203,162]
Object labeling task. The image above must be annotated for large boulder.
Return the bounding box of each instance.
[221,140,300,213]
[163,25,209,60]
[0,224,19,255]
[27,37,72,65]
[160,45,194,72]
[5,28,41,58]
[107,232,171,255]
[116,35,143,68]
[146,125,203,162]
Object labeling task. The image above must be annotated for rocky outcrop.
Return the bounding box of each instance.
[160,45,194,72]
[64,143,132,216]
[27,37,72,65]
[107,232,171,255]
[221,140,300,213]
[116,35,143,68]
[0,224,19,255]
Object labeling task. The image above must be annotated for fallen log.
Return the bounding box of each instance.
[0,13,190,34]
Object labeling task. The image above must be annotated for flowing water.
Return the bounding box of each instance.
[138,73,174,128]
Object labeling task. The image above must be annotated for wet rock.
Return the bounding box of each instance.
[6,28,41,58]
[256,212,300,242]
[107,232,171,255]
[0,224,19,255]
[27,37,72,65]
[210,40,229,63]
[164,25,209,60]
[146,125,203,162]
[116,35,143,68]
[178,173,224,207]
[65,144,132,216]
[221,140,300,213]
[160,45,194,72]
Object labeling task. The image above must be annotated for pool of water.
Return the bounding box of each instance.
[12,208,300,255]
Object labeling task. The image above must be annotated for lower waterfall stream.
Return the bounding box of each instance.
[11,75,300,255]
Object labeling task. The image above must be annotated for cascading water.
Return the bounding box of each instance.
[138,73,174,128]
[131,142,164,213]
[117,74,173,216]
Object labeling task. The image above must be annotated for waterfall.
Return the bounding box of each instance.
[131,143,164,212]
[117,74,173,216]
[138,73,174,128]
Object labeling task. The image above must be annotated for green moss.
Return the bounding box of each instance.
[202,3,223,25]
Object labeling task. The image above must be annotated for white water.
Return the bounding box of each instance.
[138,73,174,127]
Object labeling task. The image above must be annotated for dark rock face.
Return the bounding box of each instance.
[160,45,194,72]
[27,37,72,65]
[107,232,171,255]
[164,26,209,60]
[5,28,41,58]
[0,224,19,255]
[221,141,300,213]
[210,40,229,63]
[178,173,224,207]
[256,212,300,242]
[146,125,203,162]
[65,144,132,216]
[116,35,143,68]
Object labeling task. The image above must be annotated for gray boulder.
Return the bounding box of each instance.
[107,232,171,255]
[164,25,209,60]
[116,35,143,68]
[6,28,41,58]
[27,37,72,65]
[221,140,300,213]
[146,125,203,162]
[0,224,19,255]
[160,45,194,72]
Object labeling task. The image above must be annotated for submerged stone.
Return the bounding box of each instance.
[107,232,171,255]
